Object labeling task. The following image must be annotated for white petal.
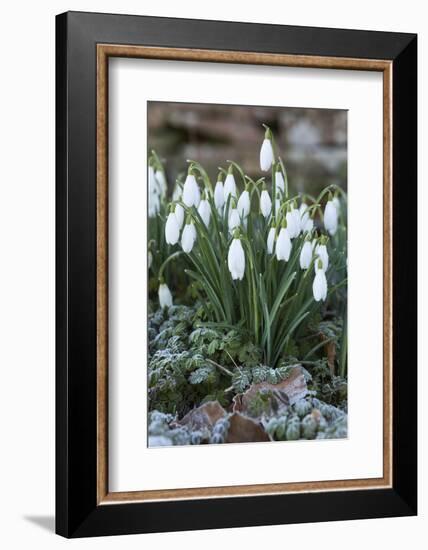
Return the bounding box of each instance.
[260,190,272,218]
[324,200,338,236]
[260,139,274,171]
[267,227,276,254]
[181,223,196,253]
[313,270,328,302]
[165,213,180,245]
[276,228,292,261]
[237,190,250,218]
[299,241,313,269]
[182,174,200,207]
[223,174,237,203]
[158,283,173,308]
[228,239,245,280]
[214,181,225,210]
[315,244,329,271]
[174,204,184,228]
[198,199,211,227]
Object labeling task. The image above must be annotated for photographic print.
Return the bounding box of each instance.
[147,102,348,447]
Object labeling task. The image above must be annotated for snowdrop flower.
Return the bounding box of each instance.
[228,237,245,281]
[324,199,338,236]
[260,188,272,218]
[299,202,314,233]
[315,242,329,271]
[223,168,237,203]
[237,188,250,218]
[158,282,173,309]
[260,129,274,172]
[182,172,200,207]
[286,205,300,238]
[228,206,240,234]
[312,264,328,302]
[165,209,180,245]
[276,223,292,261]
[275,168,285,194]
[214,177,225,211]
[148,250,153,269]
[299,240,313,269]
[181,221,197,253]
[155,169,167,197]
[174,203,184,229]
[198,194,211,227]
[267,226,276,254]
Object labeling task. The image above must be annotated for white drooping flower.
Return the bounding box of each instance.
[324,199,338,236]
[165,210,180,245]
[174,203,184,228]
[155,170,167,197]
[223,172,237,203]
[148,250,153,269]
[198,196,211,227]
[276,227,292,261]
[237,189,250,218]
[214,180,225,211]
[275,169,285,194]
[312,267,328,302]
[286,207,300,238]
[228,238,246,280]
[228,208,240,233]
[182,173,201,207]
[260,189,272,218]
[315,243,329,271]
[299,240,313,269]
[158,283,173,308]
[299,202,314,233]
[260,137,274,171]
[267,226,276,254]
[181,222,197,253]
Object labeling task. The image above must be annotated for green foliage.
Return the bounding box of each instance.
[231,363,298,393]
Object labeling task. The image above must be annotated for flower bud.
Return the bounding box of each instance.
[299,240,313,269]
[228,238,246,280]
[158,283,173,308]
[313,269,328,302]
[260,189,272,218]
[260,129,274,171]
[198,196,211,227]
[181,222,197,253]
[267,226,276,254]
[237,189,250,218]
[182,172,201,207]
[165,210,180,245]
[324,199,338,236]
[276,227,292,261]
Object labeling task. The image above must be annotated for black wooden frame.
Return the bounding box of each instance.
[56,11,417,538]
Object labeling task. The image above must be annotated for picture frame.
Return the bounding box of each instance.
[56,11,417,538]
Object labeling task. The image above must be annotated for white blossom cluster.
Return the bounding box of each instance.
[157,127,342,308]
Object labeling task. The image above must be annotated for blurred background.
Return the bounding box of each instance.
[147,102,347,196]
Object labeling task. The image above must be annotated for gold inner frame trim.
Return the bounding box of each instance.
[96,44,393,505]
